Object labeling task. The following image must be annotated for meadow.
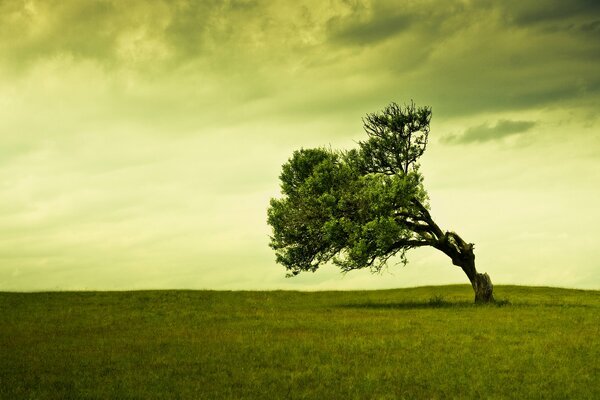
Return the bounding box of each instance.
[1,285,598,399]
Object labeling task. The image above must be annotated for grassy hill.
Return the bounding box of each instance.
[1,285,598,399]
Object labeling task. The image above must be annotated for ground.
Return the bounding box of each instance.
[1,285,598,399]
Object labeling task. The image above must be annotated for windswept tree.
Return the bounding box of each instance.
[267,102,494,303]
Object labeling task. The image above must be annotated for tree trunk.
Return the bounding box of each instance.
[472,272,494,303]
[461,257,494,303]
[437,232,495,303]
[409,200,494,303]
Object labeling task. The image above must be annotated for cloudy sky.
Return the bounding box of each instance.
[1,0,599,291]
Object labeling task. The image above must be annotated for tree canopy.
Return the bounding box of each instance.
[267,102,494,302]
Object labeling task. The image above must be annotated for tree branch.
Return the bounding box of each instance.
[389,239,433,251]
[394,211,427,222]
[401,219,435,234]
[410,199,443,239]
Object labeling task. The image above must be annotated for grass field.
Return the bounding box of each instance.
[1,285,599,399]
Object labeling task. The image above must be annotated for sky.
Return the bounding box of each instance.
[0,0,599,291]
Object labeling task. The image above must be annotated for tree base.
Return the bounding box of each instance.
[473,272,494,303]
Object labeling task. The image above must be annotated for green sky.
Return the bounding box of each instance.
[1,0,599,291]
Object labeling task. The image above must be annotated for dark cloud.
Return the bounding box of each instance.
[427,78,600,119]
[322,0,600,117]
[0,0,598,121]
[499,0,600,43]
[329,12,413,45]
[441,120,537,145]
[507,0,600,26]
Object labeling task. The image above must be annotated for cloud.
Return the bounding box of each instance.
[1,0,599,119]
[507,0,600,27]
[329,12,413,45]
[441,120,537,144]
[0,0,122,69]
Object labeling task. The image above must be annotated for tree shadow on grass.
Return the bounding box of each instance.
[338,302,470,310]
[338,298,474,310]
[338,299,595,310]
[337,295,514,310]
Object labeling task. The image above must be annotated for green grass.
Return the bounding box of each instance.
[1,285,599,399]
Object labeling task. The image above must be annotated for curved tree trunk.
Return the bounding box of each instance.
[457,254,494,303]
[410,200,494,303]
[437,232,495,303]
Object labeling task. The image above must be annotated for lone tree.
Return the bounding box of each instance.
[267,102,494,303]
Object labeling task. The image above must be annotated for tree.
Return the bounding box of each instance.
[267,102,494,303]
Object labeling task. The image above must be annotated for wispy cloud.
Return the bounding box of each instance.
[442,120,537,144]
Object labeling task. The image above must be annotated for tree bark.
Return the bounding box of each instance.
[436,232,494,303]
[473,272,494,303]
[456,252,494,303]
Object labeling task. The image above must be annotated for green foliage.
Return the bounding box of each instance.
[268,148,428,275]
[268,102,432,276]
[360,101,431,175]
[1,286,599,399]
